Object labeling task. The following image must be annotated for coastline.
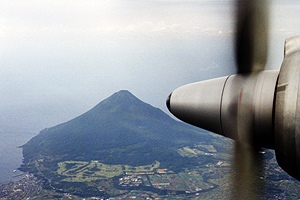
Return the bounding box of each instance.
[0,130,36,184]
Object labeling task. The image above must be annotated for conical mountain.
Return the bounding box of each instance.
[22,90,217,170]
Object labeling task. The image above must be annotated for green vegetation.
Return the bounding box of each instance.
[18,91,300,199]
[149,170,214,192]
[57,160,160,182]
[177,144,218,158]
[21,90,217,172]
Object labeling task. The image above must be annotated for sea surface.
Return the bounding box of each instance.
[0,129,36,184]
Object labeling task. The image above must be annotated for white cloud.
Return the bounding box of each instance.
[1,0,300,131]
[0,0,234,44]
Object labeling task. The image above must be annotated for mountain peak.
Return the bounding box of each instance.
[93,90,144,112]
[107,90,138,103]
[113,90,134,96]
[22,90,212,168]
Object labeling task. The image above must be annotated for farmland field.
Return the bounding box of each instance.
[57,160,160,182]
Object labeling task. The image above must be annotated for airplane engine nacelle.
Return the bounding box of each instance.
[167,70,278,148]
[167,35,300,181]
[274,35,300,180]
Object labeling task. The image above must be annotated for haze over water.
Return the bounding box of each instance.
[1,0,300,186]
[0,129,36,184]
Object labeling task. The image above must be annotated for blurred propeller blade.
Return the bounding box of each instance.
[236,0,269,73]
[233,76,263,199]
[167,0,273,198]
[234,142,263,199]
[234,0,269,198]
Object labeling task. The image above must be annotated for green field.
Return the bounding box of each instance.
[57,160,160,182]
[149,171,214,192]
[177,144,217,158]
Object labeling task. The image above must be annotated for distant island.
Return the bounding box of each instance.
[17,90,300,199]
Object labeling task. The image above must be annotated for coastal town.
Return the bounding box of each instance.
[1,151,300,200]
[0,174,103,200]
[0,174,42,199]
[0,171,216,200]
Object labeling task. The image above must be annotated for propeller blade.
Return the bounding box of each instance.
[167,0,272,198]
[236,0,269,73]
[233,142,263,199]
[233,77,263,199]
[233,0,270,198]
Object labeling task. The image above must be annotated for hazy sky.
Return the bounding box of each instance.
[1,0,300,133]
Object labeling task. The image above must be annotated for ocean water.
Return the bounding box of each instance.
[0,130,36,184]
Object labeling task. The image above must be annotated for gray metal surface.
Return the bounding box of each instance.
[168,70,278,148]
[275,35,300,180]
[221,71,278,147]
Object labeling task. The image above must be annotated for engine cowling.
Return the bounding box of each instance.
[274,35,300,180]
